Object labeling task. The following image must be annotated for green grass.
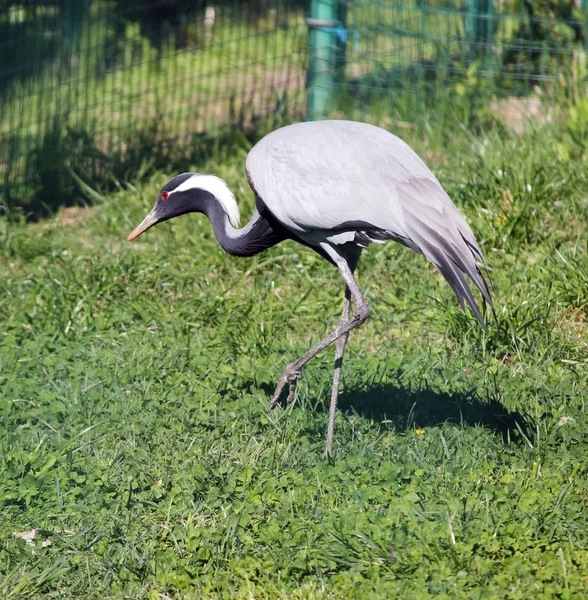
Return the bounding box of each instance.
[1,119,587,598]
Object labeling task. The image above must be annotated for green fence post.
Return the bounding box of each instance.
[307,0,344,120]
[334,2,347,76]
[465,0,494,61]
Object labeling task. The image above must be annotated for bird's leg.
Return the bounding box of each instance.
[325,286,352,458]
[269,243,368,426]
[269,286,352,411]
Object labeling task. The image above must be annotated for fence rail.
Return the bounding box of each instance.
[1,0,586,215]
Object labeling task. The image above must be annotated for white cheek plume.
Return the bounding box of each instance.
[171,174,241,228]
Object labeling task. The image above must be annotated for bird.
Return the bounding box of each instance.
[128,119,492,457]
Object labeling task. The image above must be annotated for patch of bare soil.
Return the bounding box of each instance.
[59,206,97,226]
[489,97,555,135]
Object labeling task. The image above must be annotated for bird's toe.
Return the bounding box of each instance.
[286,379,298,405]
[268,365,302,410]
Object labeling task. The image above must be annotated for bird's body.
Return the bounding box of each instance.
[246,121,489,321]
[128,120,492,456]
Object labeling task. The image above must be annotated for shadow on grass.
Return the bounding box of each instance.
[264,381,532,445]
[3,122,258,221]
[335,383,532,444]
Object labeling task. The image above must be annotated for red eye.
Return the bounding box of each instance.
[161,191,169,200]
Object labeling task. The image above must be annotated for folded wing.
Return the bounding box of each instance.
[246,120,492,323]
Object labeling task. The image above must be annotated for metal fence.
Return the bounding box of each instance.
[309,0,587,121]
[1,0,586,215]
[0,1,308,213]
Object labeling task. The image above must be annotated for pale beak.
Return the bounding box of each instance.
[128,209,158,241]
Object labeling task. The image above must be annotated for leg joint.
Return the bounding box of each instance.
[354,300,370,323]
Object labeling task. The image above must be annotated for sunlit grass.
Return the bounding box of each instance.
[0,117,587,598]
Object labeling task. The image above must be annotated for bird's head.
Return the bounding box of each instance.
[128,172,239,241]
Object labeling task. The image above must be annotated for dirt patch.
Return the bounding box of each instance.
[489,97,555,135]
[59,206,98,226]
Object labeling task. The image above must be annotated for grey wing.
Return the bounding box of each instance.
[396,176,492,324]
[246,120,492,323]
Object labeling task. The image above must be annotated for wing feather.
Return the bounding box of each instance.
[246,120,492,323]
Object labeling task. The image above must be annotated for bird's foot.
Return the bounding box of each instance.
[268,365,301,410]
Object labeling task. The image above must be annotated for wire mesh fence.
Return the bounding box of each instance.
[310,0,587,124]
[0,1,308,214]
[0,0,586,215]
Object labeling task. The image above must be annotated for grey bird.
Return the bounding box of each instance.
[128,120,492,456]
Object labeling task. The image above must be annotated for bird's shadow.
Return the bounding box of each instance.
[338,383,531,443]
[262,380,532,444]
